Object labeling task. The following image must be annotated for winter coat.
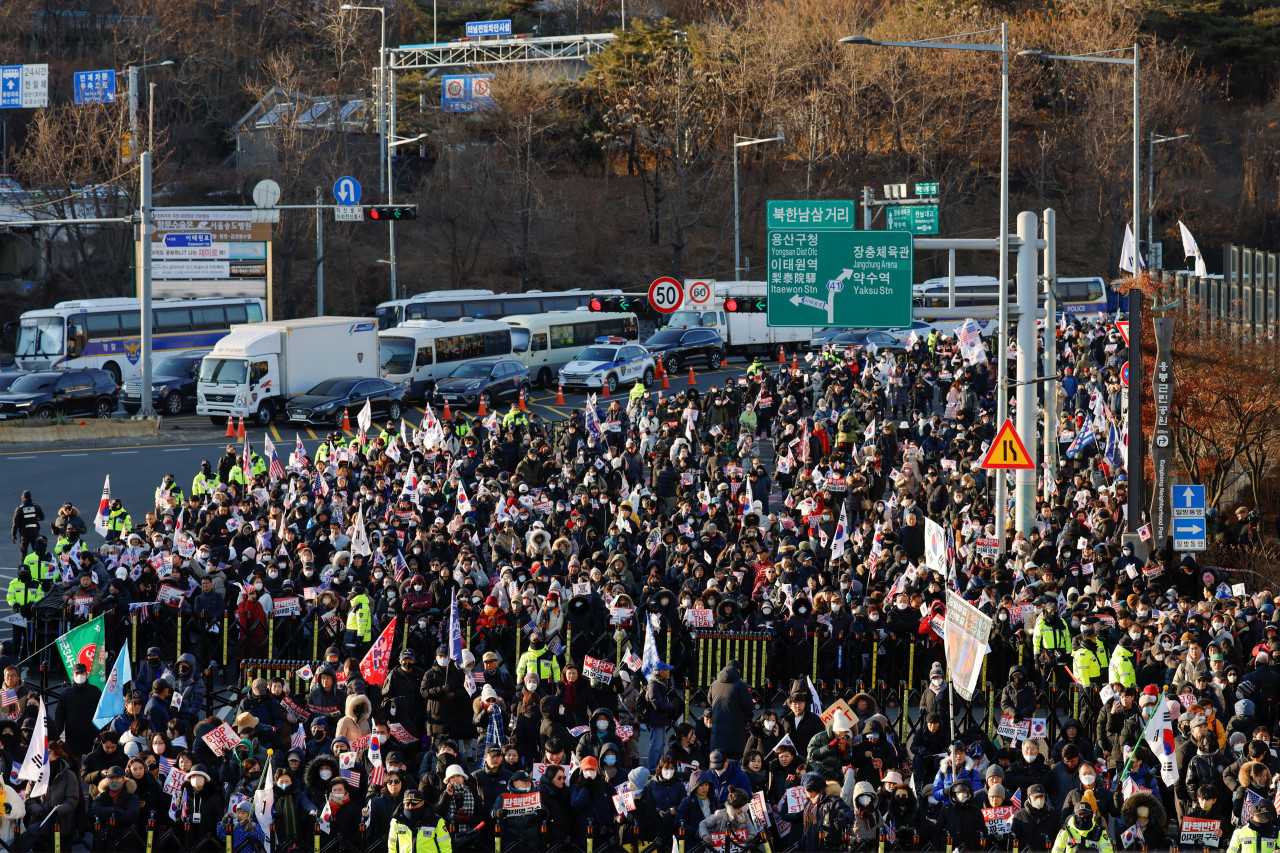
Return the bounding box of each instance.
[931,755,983,804]
[676,771,722,835]
[780,709,827,758]
[935,797,987,850]
[847,780,882,844]
[574,707,625,764]
[172,653,205,724]
[707,665,754,754]
[420,660,471,739]
[303,754,342,810]
[493,777,540,844]
[381,664,427,739]
[1118,791,1168,850]
[570,775,618,848]
[307,668,344,721]
[807,727,855,783]
[707,760,752,802]
[52,681,103,756]
[91,777,141,828]
[335,693,373,745]
[1012,801,1059,851]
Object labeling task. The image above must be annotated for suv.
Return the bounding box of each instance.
[431,357,530,409]
[0,369,118,420]
[643,327,724,374]
[559,337,655,394]
[122,349,211,415]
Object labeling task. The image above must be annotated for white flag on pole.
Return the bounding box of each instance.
[18,698,49,798]
[357,398,373,434]
[1119,223,1144,274]
[93,475,111,537]
[349,507,371,557]
[1177,220,1208,278]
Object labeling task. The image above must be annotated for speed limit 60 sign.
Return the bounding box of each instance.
[648,277,684,314]
[685,279,713,305]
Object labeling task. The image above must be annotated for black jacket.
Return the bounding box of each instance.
[53,681,103,756]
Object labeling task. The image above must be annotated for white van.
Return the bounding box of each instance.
[502,310,638,387]
[378,318,512,402]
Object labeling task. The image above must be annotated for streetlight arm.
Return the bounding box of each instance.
[1019,49,1133,66]
[734,135,785,148]
[388,133,428,149]
[843,36,1001,53]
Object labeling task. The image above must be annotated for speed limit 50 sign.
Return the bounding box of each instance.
[648,277,684,314]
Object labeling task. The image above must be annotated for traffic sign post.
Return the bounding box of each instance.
[1173,517,1206,552]
[648,277,683,314]
[766,201,912,328]
[73,70,117,105]
[886,205,939,234]
[915,182,939,196]
[980,419,1035,470]
[333,176,362,206]
[1172,485,1205,518]
[685,280,713,306]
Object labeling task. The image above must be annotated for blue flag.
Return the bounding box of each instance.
[92,641,131,729]
[448,589,464,665]
[1065,417,1097,459]
[1104,422,1125,471]
[641,613,672,680]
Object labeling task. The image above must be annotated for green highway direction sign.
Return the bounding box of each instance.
[887,204,939,234]
[766,200,913,328]
[915,182,939,196]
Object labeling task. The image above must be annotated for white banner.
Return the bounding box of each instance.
[924,517,947,575]
[943,590,992,702]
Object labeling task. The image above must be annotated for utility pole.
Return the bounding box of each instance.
[315,186,324,316]
[137,150,155,418]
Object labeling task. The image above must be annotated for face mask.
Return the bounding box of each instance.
[1031,796,1046,809]
[870,614,880,622]
[955,792,970,803]
[437,657,449,667]
[583,769,597,779]
[525,681,537,692]
[1080,774,1096,786]
[763,721,776,732]
[191,777,206,790]
[254,582,264,591]
[74,673,88,684]
[418,620,427,629]
[277,783,289,792]
[414,585,423,592]
[1129,631,1142,641]
[797,607,807,615]
[108,779,124,792]
[596,720,608,732]
[931,678,943,687]
[831,603,842,612]
[603,755,617,766]
[269,570,279,579]
[1138,611,1149,619]
[856,795,872,806]
[662,768,675,780]
[319,770,332,781]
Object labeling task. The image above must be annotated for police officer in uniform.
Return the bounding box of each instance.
[155,473,184,506]
[191,461,216,499]
[105,500,132,543]
[6,563,44,660]
[10,490,44,557]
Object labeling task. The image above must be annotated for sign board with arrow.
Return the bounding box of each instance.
[766,200,912,328]
[1172,484,1204,519]
[1173,517,1206,552]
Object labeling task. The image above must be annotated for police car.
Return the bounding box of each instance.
[558,337,655,394]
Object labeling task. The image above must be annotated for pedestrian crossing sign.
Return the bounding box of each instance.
[981,419,1034,470]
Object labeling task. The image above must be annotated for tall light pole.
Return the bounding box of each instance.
[1148,132,1189,266]
[126,60,173,158]
[733,134,784,280]
[385,133,427,300]
[341,3,388,195]
[842,25,1013,546]
[1019,45,1140,268]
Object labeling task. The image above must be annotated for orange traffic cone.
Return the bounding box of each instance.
[777,345,786,363]
[791,353,799,372]
[556,384,565,405]
[601,380,611,399]
[236,416,246,439]
[476,396,487,417]
[720,354,729,368]
[442,398,453,420]
[518,388,528,411]
[342,408,351,431]
[657,358,670,389]
[687,366,697,386]
[224,416,235,438]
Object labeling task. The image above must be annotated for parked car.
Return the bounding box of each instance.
[559,337,655,394]
[810,329,901,353]
[643,327,724,373]
[431,357,530,410]
[285,377,405,426]
[121,349,211,415]
[0,368,118,420]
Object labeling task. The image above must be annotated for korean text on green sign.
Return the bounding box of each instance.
[766,200,913,329]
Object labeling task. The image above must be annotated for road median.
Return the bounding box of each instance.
[0,416,203,451]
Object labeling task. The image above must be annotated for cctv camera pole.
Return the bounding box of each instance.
[137,150,155,418]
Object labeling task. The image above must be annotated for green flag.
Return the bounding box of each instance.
[56,614,109,688]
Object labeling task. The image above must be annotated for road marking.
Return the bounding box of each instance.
[0,439,234,456]
[111,450,138,455]
[7,456,33,460]
[270,424,282,441]
[62,453,87,457]
[163,447,190,452]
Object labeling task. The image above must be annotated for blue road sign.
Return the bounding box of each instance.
[164,233,212,248]
[0,67,21,109]
[1172,484,1205,518]
[73,70,117,105]
[1173,517,1206,551]
[466,19,512,38]
[333,176,362,206]
[441,75,495,113]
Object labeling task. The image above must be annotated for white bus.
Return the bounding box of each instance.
[11,296,266,384]
[378,318,513,402]
[373,288,624,329]
[502,310,638,387]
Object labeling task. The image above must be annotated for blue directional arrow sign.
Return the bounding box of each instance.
[1172,484,1205,518]
[1173,517,1206,552]
[333,176,362,206]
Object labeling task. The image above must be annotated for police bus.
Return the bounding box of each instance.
[373,288,623,330]
[378,318,513,402]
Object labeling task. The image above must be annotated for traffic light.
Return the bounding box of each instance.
[365,205,419,221]
[724,297,767,313]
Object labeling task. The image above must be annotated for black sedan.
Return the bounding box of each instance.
[430,358,530,409]
[812,329,901,353]
[643,327,724,373]
[285,377,405,426]
[122,349,211,415]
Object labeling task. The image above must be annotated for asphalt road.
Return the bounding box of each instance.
[0,360,758,573]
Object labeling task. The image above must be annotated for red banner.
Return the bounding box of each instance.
[358,619,397,686]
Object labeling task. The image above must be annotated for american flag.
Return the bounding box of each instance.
[1009,788,1022,809]
[291,727,306,751]
[264,434,285,481]
[0,689,16,706]
[368,764,385,787]
[340,767,362,787]
[157,755,172,776]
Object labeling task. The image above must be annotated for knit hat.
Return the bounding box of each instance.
[628,767,650,790]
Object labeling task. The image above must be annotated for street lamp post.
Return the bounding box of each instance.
[341,3,388,195]
[733,134,784,280]
[841,25,1015,546]
[1148,132,1190,265]
[385,133,427,300]
[126,60,173,157]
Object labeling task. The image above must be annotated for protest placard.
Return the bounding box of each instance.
[1179,817,1222,847]
[583,656,616,684]
[502,792,542,815]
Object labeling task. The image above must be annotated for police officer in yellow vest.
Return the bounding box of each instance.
[6,564,43,660]
[1051,802,1114,853]
[746,357,764,377]
[388,788,452,853]
[629,380,646,402]
[502,401,528,429]
[22,537,55,584]
[227,458,249,487]
[515,630,560,686]
[105,500,132,543]
[249,450,266,479]
[453,413,470,438]
[155,473,183,505]
[1226,797,1280,853]
[345,584,373,654]
[1031,597,1070,660]
[1071,629,1105,688]
[54,531,91,567]
[1107,636,1137,689]
[191,461,216,499]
